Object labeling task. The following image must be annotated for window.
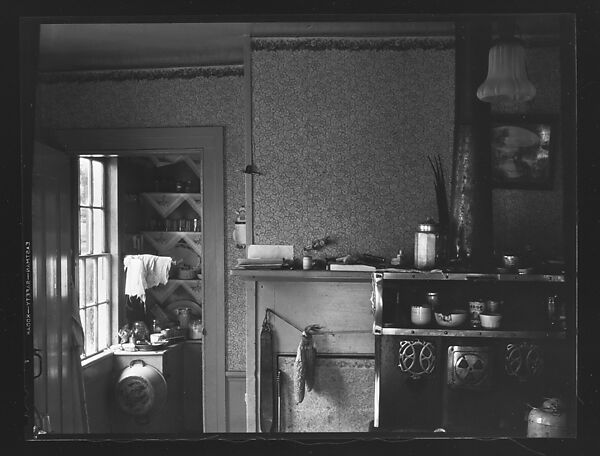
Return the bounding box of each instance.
[78,157,111,358]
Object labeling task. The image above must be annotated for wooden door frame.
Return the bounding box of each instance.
[52,126,226,433]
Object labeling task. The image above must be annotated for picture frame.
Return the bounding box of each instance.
[490,115,556,190]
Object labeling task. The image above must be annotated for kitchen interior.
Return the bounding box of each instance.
[26,14,576,439]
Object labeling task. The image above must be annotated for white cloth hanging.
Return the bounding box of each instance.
[123,254,172,303]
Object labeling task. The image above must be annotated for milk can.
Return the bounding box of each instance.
[414,219,441,269]
[527,397,568,438]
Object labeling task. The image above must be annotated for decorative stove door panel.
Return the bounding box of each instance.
[376,335,443,431]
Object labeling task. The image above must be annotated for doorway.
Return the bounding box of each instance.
[32,127,225,434]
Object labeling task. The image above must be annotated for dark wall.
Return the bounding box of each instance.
[491,46,563,259]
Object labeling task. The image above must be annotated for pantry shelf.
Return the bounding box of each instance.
[141,192,202,219]
[147,279,203,304]
[142,231,202,256]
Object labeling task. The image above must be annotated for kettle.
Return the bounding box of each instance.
[527,397,568,438]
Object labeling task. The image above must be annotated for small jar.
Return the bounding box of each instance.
[175,308,191,330]
[189,319,203,340]
[426,292,440,308]
[414,219,440,269]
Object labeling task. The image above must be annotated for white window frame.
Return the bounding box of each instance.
[77,156,117,359]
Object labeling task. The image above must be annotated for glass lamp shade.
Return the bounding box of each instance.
[476,38,536,103]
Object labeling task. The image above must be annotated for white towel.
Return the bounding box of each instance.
[124,254,172,303]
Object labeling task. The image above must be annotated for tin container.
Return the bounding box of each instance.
[527,398,568,437]
[469,300,486,328]
[414,220,441,269]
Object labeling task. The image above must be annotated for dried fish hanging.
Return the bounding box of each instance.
[262,307,371,409]
[293,324,321,404]
[259,312,275,432]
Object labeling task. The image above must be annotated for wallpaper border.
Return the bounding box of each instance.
[251,36,455,51]
[38,65,244,84]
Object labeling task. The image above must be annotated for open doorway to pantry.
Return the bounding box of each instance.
[30,127,225,435]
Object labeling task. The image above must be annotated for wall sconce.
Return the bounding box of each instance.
[477,21,536,103]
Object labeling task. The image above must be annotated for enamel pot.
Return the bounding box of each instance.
[114,359,168,418]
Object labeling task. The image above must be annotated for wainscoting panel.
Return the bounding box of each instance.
[226,371,247,432]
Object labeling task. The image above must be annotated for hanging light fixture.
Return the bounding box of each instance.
[476,21,536,103]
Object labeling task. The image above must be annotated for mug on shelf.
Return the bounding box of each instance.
[486,299,502,314]
[411,304,432,326]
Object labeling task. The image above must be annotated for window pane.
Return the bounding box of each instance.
[79,158,90,206]
[98,256,108,303]
[79,309,86,357]
[79,208,91,255]
[92,160,104,207]
[85,306,98,356]
[98,303,109,350]
[79,258,86,308]
[92,209,105,254]
[85,257,97,306]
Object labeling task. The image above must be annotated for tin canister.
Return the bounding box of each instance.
[469,300,486,328]
[414,220,440,269]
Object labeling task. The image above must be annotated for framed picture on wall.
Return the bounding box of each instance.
[490,115,556,190]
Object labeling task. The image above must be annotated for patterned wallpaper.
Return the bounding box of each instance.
[251,42,456,260]
[36,71,248,371]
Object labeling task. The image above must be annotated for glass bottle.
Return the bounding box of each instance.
[151,319,162,334]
